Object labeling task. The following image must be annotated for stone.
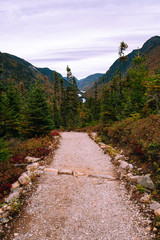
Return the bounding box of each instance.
[137,176,155,190]
[58,169,73,175]
[114,154,124,161]
[18,173,31,185]
[140,193,150,203]
[128,164,133,170]
[130,175,155,190]
[91,132,97,140]
[4,188,22,203]
[150,201,160,210]
[39,166,45,170]
[14,233,19,237]
[73,171,86,177]
[130,175,139,183]
[119,160,128,169]
[26,162,39,171]
[89,174,116,180]
[126,173,133,180]
[137,168,143,171]
[119,160,133,170]
[11,181,20,191]
[153,227,158,232]
[154,208,160,216]
[146,226,151,231]
[0,209,4,215]
[1,217,9,224]
[44,168,58,174]
[25,156,41,163]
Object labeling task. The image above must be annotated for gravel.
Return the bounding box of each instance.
[8,132,152,240]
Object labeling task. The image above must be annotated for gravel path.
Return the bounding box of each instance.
[10,132,152,240]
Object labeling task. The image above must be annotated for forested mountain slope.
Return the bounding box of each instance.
[85,36,160,97]
[0,52,68,93]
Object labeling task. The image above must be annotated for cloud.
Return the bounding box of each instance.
[0,0,159,78]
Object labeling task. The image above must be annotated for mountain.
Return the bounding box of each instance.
[0,52,68,92]
[85,36,160,97]
[77,73,104,91]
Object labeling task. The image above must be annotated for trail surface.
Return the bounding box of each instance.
[9,132,151,239]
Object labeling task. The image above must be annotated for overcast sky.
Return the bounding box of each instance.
[0,0,160,79]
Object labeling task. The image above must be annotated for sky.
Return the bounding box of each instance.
[0,0,160,79]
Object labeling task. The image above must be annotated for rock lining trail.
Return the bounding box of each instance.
[8,132,152,239]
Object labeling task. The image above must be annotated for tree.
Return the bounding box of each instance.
[0,84,22,137]
[118,41,128,96]
[64,66,79,129]
[52,97,61,128]
[24,80,54,137]
[146,73,160,114]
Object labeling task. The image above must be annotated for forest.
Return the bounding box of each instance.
[0,42,160,202]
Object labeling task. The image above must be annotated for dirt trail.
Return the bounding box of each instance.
[7,132,152,240]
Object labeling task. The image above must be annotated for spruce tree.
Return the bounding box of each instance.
[0,84,22,137]
[52,97,61,129]
[24,80,54,137]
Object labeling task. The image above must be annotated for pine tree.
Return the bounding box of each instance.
[65,66,79,129]
[24,80,54,137]
[146,73,160,114]
[52,97,61,129]
[0,84,22,137]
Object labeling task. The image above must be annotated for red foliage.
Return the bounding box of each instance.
[106,114,160,157]
[50,130,60,137]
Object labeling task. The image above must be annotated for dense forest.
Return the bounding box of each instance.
[0,39,160,201]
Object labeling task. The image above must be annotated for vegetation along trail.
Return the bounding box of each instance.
[8,132,152,240]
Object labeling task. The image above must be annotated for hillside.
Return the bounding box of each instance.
[77,73,104,91]
[0,52,68,93]
[85,36,160,97]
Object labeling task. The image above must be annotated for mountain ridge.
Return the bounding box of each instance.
[85,35,160,97]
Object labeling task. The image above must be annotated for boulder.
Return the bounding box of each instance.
[11,181,20,191]
[26,162,39,171]
[138,175,155,190]
[130,175,155,190]
[4,188,22,203]
[119,161,133,171]
[18,173,31,185]
[25,156,41,163]
[150,201,160,210]
[154,208,160,216]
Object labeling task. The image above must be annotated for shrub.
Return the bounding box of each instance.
[105,114,160,158]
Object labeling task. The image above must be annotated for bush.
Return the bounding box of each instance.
[104,114,160,158]
[0,133,59,202]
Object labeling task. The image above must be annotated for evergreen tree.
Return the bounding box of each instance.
[0,84,22,137]
[65,66,79,129]
[24,80,54,137]
[52,97,61,128]
[146,73,160,114]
